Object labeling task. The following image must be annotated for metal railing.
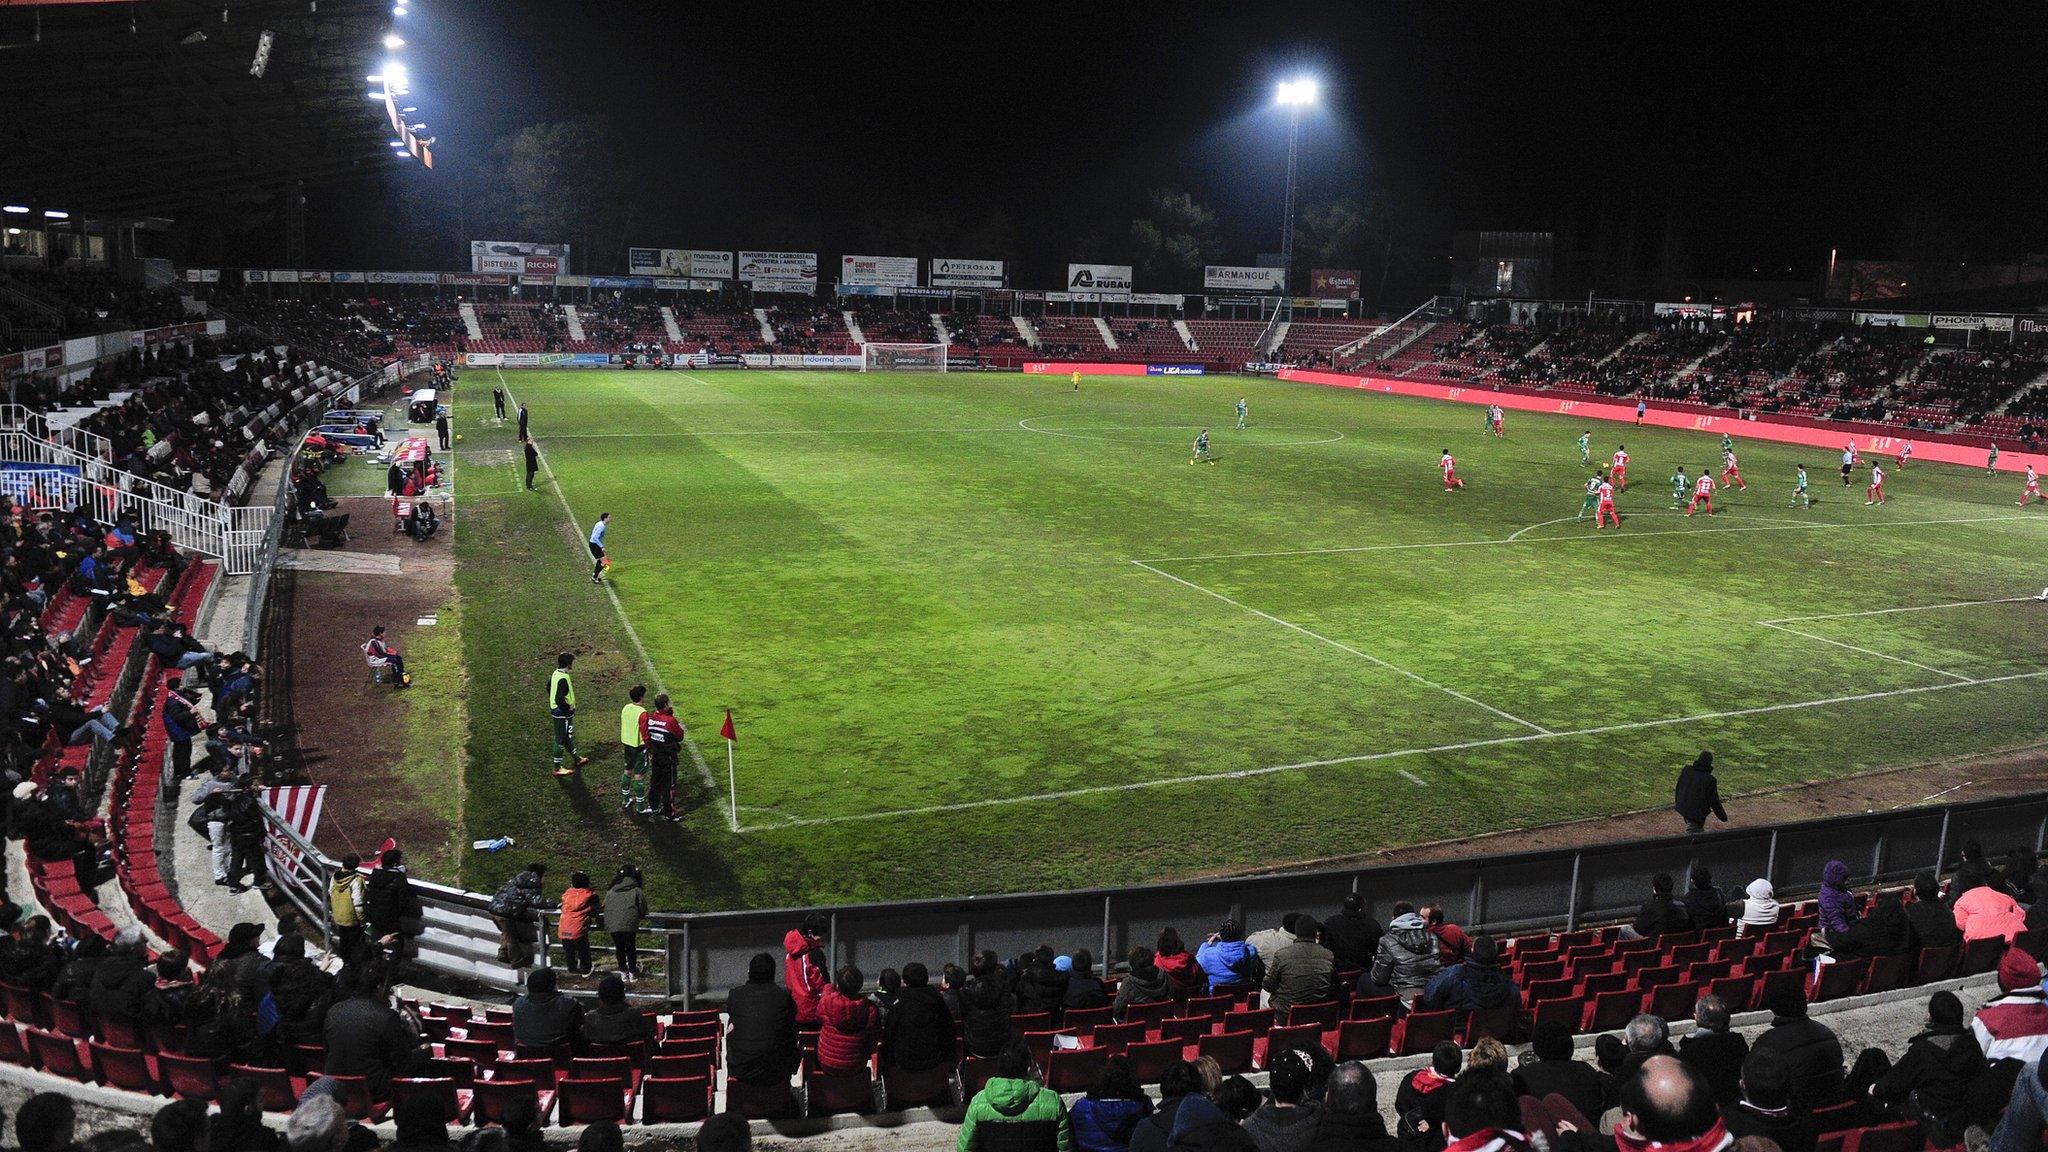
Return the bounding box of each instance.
[253,787,2045,1003]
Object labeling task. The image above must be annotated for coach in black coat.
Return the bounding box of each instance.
[1674,751,1729,833]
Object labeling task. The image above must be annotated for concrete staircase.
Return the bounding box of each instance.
[753,307,777,345]
[1013,315,1040,347]
[843,310,867,345]
[1174,319,1199,351]
[1093,317,1118,350]
[457,302,484,342]
[561,305,586,343]
[1266,321,1293,359]
[1993,364,2048,416]
[658,306,684,343]
[932,313,954,346]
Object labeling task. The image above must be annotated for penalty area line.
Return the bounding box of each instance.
[1753,621,1974,683]
[1761,596,2039,625]
[731,667,2048,833]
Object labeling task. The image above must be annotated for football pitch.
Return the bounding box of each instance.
[444,367,2048,910]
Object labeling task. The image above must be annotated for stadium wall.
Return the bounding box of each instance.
[1280,369,2048,475]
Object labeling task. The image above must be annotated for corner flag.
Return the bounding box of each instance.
[721,709,737,833]
[720,709,736,743]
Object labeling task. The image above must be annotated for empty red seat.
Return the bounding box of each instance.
[639,1076,711,1123]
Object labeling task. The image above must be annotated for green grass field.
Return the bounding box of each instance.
[440,367,2048,910]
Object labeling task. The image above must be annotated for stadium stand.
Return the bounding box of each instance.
[1031,315,1114,358]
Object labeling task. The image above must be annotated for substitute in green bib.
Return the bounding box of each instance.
[550,653,590,776]
[620,685,648,811]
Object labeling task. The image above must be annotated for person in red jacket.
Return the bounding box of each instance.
[785,914,830,1027]
[1153,927,1204,1000]
[815,965,882,1073]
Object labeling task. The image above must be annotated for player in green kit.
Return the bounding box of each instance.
[1577,431,1592,464]
[1721,433,1734,455]
[1987,443,1999,473]
[1791,464,1811,508]
[1190,428,1213,465]
[1671,465,1689,506]
[1578,471,1605,519]
[1235,397,1248,429]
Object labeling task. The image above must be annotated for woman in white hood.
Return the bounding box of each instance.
[1736,878,1780,936]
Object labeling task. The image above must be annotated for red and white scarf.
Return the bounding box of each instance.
[1613,1117,1735,1152]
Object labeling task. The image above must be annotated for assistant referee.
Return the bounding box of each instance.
[588,512,611,584]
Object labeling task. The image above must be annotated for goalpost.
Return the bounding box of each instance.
[861,342,948,373]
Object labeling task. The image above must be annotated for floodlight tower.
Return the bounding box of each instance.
[1274,77,1318,320]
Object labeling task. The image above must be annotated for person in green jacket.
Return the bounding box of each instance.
[958,1039,1072,1152]
[618,685,648,810]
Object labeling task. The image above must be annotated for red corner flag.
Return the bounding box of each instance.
[719,709,736,743]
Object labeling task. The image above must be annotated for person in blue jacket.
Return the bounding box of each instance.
[1194,919,1260,995]
[1070,1055,1154,1152]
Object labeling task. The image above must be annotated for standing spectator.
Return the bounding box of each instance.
[488,862,546,968]
[1321,895,1383,974]
[163,676,203,780]
[1245,1048,1322,1152]
[524,440,540,491]
[557,871,596,975]
[328,854,367,967]
[784,913,830,1027]
[1816,861,1860,946]
[192,762,238,887]
[1154,927,1204,999]
[1748,980,1846,1108]
[1626,873,1693,940]
[511,967,582,1048]
[434,410,450,452]
[1971,948,2048,1065]
[583,974,653,1047]
[1264,916,1336,1016]
[1113,947,1174,1022]
[223,780,267,894]
[816,965,882,1073]
[322,957,427,1099]
[617,685,648,812]
[517,403,529,442]
[1684,867,1731,930]
[1674,751,1728,833]
[1720,1050,1816,1152]
[1737,879,1780,937]
[1363,908,1441,1003]
[1904,874,1961,951]
[883,962,955,1074]
[493,385,507,420]
[1954,882,2028,943]
[602,864,647,980]
[1072,1056,1154,1152]
[726,952,798,1089]
[1197,919,1261,996]
[1517,1020,1613,1123]
[1418,935,1518,1013]
[1679,995,1751,1105]
[957,1039,1072,1152]
[639,694,685,821]
[365,848,421,962]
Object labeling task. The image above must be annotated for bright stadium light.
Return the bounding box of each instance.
[42,210,68,220]
[383,33,404,49]
[1275,77,1319,107]
[400,106,416,113]
[1,205,27,214]
[365,73,383,82]
[410,122,426,130]
[1273,75,1320,323]
[392,4,407,14]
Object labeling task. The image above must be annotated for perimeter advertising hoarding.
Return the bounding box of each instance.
[930,258,1005,289]
[1310,268,1362,299]
[738,251,819,286]
[628,249,736,279]
[1065,264,1132,292]
[1203,265,1286,292]
[840,255,919,287]
[470,240,571,275]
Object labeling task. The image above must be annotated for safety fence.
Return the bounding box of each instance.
[254,789,2047,1004]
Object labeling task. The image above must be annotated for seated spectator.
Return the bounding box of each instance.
[1737,878,1780,937]
[88,926,153,1028]
[694,1113,752,1152]
[14,1093,76,1152]
[1263,916,1335,1015]
[182,963,257,1067]
[1904,873,1961,952]
[1395,1042,1461,1149]
[1153,927,1204,999]
[1953,881,2028,943]
[1015,945,1070,1018]
[1247,914,1304,966]
[52,935,105,1004]
[726,952,798,1089]
[1418,934,1518,1013]
[1071,1055,1155,1152]
[210,1078,274,1152]
[511,967,582,1049]
[816,964,882,1073]
[1949,840,1998,898]
[1860,990,1983,1146]
[1245,1047,1322,1152]
[1616,1056,1728,1152]
[0,915,63,994]
[1306,1060,1401,1152]
[266,936,334,1049]
[1363,906,1441,1002]
[872,968,901,1017]
[1197,919,1261,995]
[1320,895,1382,974]
[958,1038,1072,1152]
[1623,1013,1678,1081]
[1972,948,2048,1065]
[1684,866,1731,930]
[1721,1049,1816,1152]
[582,975,652,1047]
[1517,1019,1613,1123]
[390,1092,453,1152]
[1816,861,1860,946]
[1063,951,1108,1011]
[1437,1068,1524,1152]
[1170,1076,1261,1152]
[881,962,954,1074]
[1680,994,1751,1106]
[1130,1062,1203,1152]
[1836,889,1913,959]
[153,1099,211,1152]
[1627,872,1693,940]
[1423,906,1469,966]
[362,626,411,689]
[1749,979,1846,1108]
[1113,947,1174,1022]
[322,957,427,1099]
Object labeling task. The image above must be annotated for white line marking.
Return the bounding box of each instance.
[492,370,725,818]
[1017,416,1345,447]
[1140,514,2044,564]
[1754,620,1974,682]
[1896,781,1973,810]
[1762,596,2038,625]
[1397,769,1430,787]
[1128,559,1553,735]
[547,427,1023,439]
[734,669,2048,832]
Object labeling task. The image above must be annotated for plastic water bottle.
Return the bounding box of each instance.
[472,836,516,853]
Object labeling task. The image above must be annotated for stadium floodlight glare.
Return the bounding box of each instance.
[365,73,383,82]
[383,33,404,49]
[1275,77,1319,106]
[400,106,416,113]
[410,122,426,130]
[392,4,407,15]
[1,206,27,214]
[42,210,68,220]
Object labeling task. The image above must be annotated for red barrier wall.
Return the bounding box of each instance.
[1023,361,1152,376]
[1278,369,2048,476]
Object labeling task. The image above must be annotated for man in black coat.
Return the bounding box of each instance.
[1903,873,1962,951]
[880,961,955,1073]
[726,952,798,1089]
[1747,981,1846,1109]
[88,927,153,1026]
[1673,751,1728,834]
[1321,895,1383,973]
[1628,873,1693,940]
[322,958,427,1099]
[1517,1020,1614,1122]
[1307,1062,1405,1152]
[1678,994,1751,1105]
[511,967,583,1048]
[1721,1049,1818,1152]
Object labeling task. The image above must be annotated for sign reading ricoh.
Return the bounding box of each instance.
[1066,263,1133,293]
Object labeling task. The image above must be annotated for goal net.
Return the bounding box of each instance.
[861,342,948,372]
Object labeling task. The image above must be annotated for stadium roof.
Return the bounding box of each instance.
[0,0,408,219]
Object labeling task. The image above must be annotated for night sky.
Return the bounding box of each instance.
[310,2,2048,292]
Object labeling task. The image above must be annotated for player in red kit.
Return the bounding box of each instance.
[1864,462,1886,505]
[1611,446,1630,490]
[1440,449,1465,491]
[1720,450,1747,491]
[1595,478,1620,528]
[2020,465,2041,506]
[1687,470,1717,517]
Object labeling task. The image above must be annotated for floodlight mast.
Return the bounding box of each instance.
[1275,78,1318,323]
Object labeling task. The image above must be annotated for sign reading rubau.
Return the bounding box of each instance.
[1066,263,1132,293]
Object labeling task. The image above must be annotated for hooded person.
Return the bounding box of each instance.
[956,1038,1073,1152]
[1815,861,1859,942]
[1865,991,1983,1145]
[1363,910,1441,1001]
[783,913,829,1027]
[1952,882,2028,943]
[1418,935,1519,1013]
[1169,1084,1261,1152]
[1970,947,2048,1065]
[1737,880,1779,937]
[1673,751,1728,834]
